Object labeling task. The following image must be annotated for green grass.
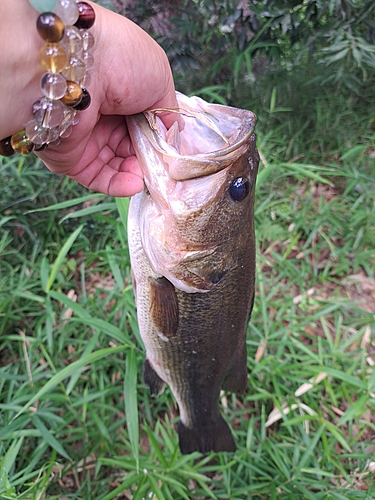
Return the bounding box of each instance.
[1,77,375,499]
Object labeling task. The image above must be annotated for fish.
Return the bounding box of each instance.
[126,92,259,454]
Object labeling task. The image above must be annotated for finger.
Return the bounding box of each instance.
[69,156,144,197]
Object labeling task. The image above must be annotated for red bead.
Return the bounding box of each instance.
[74,2,96,30]
[0,136,15,157]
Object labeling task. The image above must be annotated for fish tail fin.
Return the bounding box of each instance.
[178,415,236,454]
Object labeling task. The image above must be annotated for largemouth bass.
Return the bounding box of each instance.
[126,92,259,454]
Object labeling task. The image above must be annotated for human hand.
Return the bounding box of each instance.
[0,1,178,197]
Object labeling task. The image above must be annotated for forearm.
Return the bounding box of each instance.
[0,0,41,139]
[0,1,175,141]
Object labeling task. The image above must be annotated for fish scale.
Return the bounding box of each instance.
[127,92,259,454]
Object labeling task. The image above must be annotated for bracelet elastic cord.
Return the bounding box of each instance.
[0,0,95,157]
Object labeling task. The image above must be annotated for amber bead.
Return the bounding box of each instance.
[73,88,91,110]
[61,81,83,106]
[40,43,68,73]
[10,131,34,155]
[0,136,15,157]
[75,2,96,30]
[37,13,65,43]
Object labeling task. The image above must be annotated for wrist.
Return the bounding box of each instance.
[0,0,96,155]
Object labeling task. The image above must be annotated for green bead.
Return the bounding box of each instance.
[28,0,59,13]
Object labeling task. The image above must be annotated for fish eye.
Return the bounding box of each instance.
[229,177,249,202]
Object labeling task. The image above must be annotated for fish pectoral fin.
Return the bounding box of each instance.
[143,359,165,396]
[149,276,179,337]
[222,345,248,394]
[178,415,236,454]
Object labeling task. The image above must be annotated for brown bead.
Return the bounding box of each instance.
[37,13,65,43]
[61,81,83,106]
[73,88,91,110]
[75,2,96,30]
[0,136,15,157]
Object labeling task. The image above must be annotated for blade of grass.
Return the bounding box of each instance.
[12,345,128,421]
[31,414,71,460]
[116,197,130,232]
[45,224,83,293]
[125,348,139,472]
[27,193,106,213]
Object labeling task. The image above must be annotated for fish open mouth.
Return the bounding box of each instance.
[127,92,257,183]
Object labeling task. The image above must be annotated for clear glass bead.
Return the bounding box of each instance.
[53,0,79,26]
[47,127,61,143]
[80,72,91,88]
[62,26,83,56]
[25,120,61,145]
[25,120,50,145]
[60,125,73,138]
[33,97,65,128]
[40,72,67,100]
[81,31,94,51]
[62,56,86,82]
[83,51,94,70]
[50,137,61,147]
[39,43,68,73]
[72,112,80,125]
[60,108,76,133]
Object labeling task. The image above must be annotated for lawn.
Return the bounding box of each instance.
[1,70,375,498]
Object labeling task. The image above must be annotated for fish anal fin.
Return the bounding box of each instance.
[149,276,179,337]
[222,345,248,394]
[178,415,236,454]
[143,358,165,396]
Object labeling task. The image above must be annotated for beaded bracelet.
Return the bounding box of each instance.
[0,0,95,157]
